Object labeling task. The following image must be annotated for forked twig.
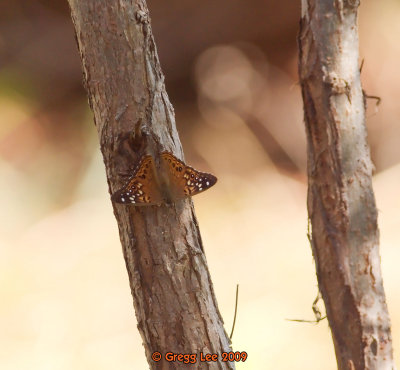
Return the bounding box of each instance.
[286,291,326,324]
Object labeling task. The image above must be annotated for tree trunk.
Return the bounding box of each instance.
[67,1,233,368]
[298,1,394,369]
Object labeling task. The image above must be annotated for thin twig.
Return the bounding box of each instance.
[229,284,239,340]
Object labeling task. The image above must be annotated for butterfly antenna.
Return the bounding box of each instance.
[229,284,239,340]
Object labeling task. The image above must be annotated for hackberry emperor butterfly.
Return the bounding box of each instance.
[111,151,217,205]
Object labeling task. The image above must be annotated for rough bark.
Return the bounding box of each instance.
[298,1,394,369]
[67,1,233,369]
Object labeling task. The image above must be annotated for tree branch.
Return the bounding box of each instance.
[298,1,394,369]
[67,1,233,368]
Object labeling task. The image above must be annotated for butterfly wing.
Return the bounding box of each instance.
[111,155,163,205]
[161,152,217,200]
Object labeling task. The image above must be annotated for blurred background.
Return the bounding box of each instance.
[0,0,399,369]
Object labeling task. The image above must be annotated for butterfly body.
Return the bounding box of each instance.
[112,151,217,206]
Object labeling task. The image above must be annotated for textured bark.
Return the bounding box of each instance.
[298,1,394,370]
[67,1,233,369]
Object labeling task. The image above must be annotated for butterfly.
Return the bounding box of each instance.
[111,151,217,205]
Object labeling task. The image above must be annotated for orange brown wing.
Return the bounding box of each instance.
[161,152,217,199]
[111,155,163,205]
